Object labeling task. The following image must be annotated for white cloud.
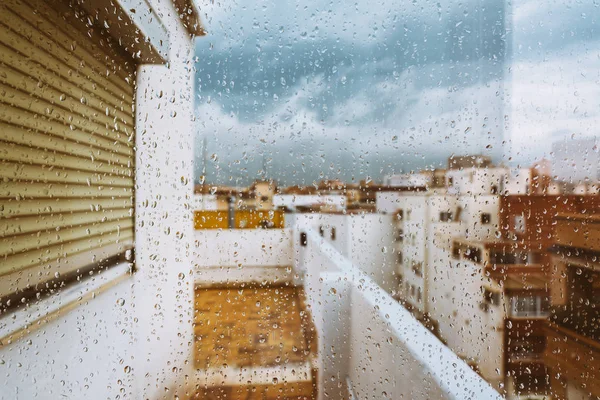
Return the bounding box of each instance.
[506,39,600,162]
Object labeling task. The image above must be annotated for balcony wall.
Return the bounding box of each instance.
[193,228,294,285]
[555,214,600,252]
[544,322,600,397]
[0,270,136,399]
[298,229,501,400]
[292,213,397,293]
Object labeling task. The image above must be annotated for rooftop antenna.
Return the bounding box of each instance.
[262,151,267,181]
[201,136,207,208]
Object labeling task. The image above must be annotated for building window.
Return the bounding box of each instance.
[439,211,453,222]
[463,246,482,263]
[514,214,526,234]
[483,289,501,307]
[452,243,461,260]
[480,213,491,225]
[411,261,423,277]
[300,232,307,246]
[397,209,404,221]
[508,295,549,318]
[489,251,517,265]
[395,228,404,242]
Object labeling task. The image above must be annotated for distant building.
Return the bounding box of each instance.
[546,210,600,398]
[552,136,599,183]
[531,158,554,194]
[445,166,533,196]
[383,171,432,188]
[448,154,493,169]
[429,195,598,396]
[384,154,600,397]
[273,194,346,212]
[249,180,277,210]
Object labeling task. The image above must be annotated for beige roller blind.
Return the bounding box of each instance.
[0,0,136,284]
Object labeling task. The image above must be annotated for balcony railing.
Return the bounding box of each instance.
[298,228,501,400]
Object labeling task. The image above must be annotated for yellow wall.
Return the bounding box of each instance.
[194,211,229,229]
[194,210,284,229]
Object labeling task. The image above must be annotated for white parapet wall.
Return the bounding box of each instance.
[292,213,397,293]
[298,229,502,400]
[0,268,136,399]
[273,194,347,211]
[193,229,294,286]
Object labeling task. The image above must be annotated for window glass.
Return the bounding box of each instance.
[1,0,599,399]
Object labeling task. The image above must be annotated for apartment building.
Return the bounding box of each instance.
[385,158,526,322]
[380,155,600,397]
[383,171,433,188]
[435,196,599,398]
[545,212,600,399]
[445,166,533,196]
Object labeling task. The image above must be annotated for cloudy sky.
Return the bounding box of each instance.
[193,0,600,185]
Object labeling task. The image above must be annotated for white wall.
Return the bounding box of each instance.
[273,194,346,210]
[0,278,136,399]
[348,214,396,293]
[291,213,396,292]
[192,194,218,210]
[504,168,532,194]
[298,229,502,400]
[134,0,196,396]
[194,229,293,267]
[193,229,294,285]
[459,195,500,241]
[376,191,403,213]
[383,172,432,187]
[428,252,504,390]
[447,167,508,195]
[292,213,351,258]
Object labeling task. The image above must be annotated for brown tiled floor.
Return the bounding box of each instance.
[192,382,315,400]
[194,286,311,370]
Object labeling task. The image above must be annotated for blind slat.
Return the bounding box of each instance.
[0,144,132,177]
[0,82,133,148]
[0,123,133,168]
[0,8,134,101]
[0,105,133,157]
[0,207,132,237]
[0,64,134,143]
[0,181,133,199]
[0,229,134,276]
[1,219,134,256]
[16,0,136,88]
[0,25,133,115]
[0,42,134,125]
[0,161,134,187]
[1,198,133,219]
